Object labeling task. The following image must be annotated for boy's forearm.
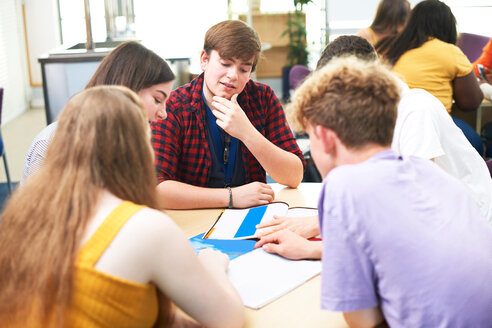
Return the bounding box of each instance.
[156,180,229,209]
[343,307,385,328]
[241,129,304,187]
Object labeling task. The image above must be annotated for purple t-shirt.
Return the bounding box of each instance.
[319,149,492,327]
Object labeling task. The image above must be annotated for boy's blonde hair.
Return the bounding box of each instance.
[288,56,400,148]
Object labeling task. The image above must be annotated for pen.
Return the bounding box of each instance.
[202,209,225,239]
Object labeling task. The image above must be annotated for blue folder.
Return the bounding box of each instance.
[189,233,257,260]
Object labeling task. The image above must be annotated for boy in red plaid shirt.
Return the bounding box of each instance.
[152,20,304,209]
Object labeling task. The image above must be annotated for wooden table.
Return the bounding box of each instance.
[164,183,347,328]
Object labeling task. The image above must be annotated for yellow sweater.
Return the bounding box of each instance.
[69,201,159,327]
[393,38,473,112]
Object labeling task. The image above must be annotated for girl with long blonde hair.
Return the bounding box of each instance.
[0,86,243,327]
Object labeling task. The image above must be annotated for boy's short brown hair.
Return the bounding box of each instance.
[204,20,262,71]
[288,56,399,149]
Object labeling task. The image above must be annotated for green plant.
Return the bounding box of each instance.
[283,0,312,66]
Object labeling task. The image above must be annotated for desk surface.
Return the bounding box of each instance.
[164,183,347,328]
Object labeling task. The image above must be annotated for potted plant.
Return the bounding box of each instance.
[284,0,312,66]
[281,0,312,101]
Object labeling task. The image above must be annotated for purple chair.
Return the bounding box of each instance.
[486,159,492,179]
[289,65,312,90]
[456,33,490,63]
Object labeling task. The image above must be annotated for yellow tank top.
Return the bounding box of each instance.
[68,201,159,327]
[4,202,159,327]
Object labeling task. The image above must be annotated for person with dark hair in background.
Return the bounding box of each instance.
[356,0,410,46]
[22,41,175,182]
[376,0,483,113]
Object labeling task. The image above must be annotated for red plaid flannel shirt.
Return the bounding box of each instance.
[151,74,304,186]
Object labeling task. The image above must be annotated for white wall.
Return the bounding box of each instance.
[24,0,61,86]
[0,0,60,124]
[24,0,61,109]
[0,0,29,124]
[134,0,227,70]
[327,0,492,38]
[3,0,492,126]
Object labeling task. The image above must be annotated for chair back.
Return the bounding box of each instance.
[481,122,492,159]
[486,159,492,178]
[0,88,3,155]
[0,87,3,125]
[457,33,490,63]
[0,87,12,194]
[289,65,311,90]
[453,117,484,156]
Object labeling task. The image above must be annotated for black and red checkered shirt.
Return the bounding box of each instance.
[151,74,304,186]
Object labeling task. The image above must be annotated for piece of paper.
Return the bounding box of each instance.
[227,248,321,309]
[205,202,289,240]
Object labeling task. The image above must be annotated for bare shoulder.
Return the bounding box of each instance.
[104,207,192,266]
[94,206,191,283]
[120,207,187,248]
[356,28,371,40]
[131,207,172,223]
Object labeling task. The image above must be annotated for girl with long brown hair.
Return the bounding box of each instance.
[356,0,410,46]
[0,86,243,327]
[22,41,175,182]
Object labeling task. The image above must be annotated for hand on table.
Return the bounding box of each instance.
[232,182,274,208]
[211,94,255,140]
[256,215,319,239]
[255,229,321,260]
[484,66,492,84]
[477,66,492,84]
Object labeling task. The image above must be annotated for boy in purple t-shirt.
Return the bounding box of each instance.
[258,57,492,327]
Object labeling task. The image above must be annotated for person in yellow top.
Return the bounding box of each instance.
[356,0,410,46]
[376,0,483,112]
[0,86,244,328]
